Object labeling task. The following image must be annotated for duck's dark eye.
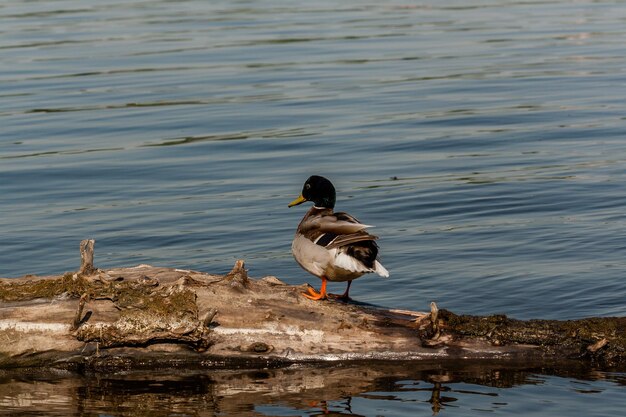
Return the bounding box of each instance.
[305,184,311,190]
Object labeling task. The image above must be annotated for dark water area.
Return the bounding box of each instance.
[1,363,626,417]
[2,0,626,415]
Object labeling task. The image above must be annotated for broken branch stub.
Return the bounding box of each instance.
[221,259,249,292]
[79,239,96,276]
[70,293,91,331]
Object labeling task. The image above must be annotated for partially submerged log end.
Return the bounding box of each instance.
[437,309,626,366]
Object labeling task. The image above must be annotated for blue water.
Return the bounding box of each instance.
[1,0,626,415]
[1,364,626,416]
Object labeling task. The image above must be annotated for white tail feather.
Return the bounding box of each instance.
[333,251,390,278]
[374,261,389,278]
[333,252,371,273]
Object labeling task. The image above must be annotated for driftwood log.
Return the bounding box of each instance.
[0,240,624,371]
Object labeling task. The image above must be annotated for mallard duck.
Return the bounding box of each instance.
[288,175,389,301]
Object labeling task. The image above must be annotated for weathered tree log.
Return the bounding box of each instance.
[0,241,624,370]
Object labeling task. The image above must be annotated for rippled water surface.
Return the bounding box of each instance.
[0,364,625,417]
[2,0,626,415]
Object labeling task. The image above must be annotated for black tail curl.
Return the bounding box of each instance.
[345,240,379,269]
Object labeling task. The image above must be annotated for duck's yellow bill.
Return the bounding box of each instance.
[288,194,307,207]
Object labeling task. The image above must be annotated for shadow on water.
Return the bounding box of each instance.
[1,362,624,416]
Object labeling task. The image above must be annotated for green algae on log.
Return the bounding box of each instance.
[438,310,626,365]
[0,240,625,370]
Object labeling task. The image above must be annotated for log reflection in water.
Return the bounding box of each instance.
[1,361,623,416]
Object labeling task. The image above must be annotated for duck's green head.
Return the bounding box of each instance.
[288,175,336,209]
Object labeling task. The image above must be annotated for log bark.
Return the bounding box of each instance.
[0,241,624,371]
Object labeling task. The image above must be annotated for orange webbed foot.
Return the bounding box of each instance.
[302,290,327,300]
[302,278,328,301]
